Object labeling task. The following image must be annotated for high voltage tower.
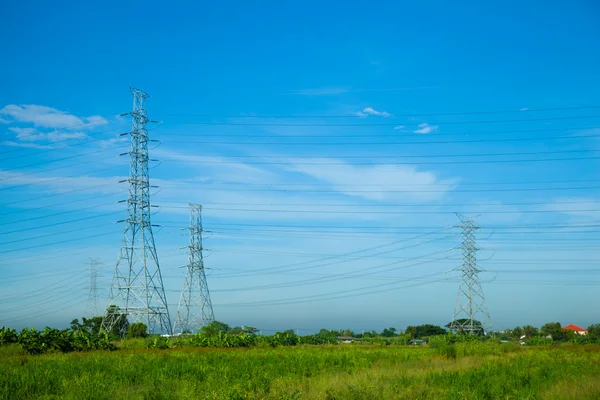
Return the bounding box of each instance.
[173,204,215,334]
[450,214,492,335]
[84,259,101,318]
[102,88,172,336]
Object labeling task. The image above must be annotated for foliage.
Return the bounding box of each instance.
[146,335,171,349]
[588,324,600,341]
[446,319,484,335]
[407,324,447,338]
[127,322,148,338]
[199,321,231,336]
[380,327,397,337]
[522,325,539,338]
[16,327,115,355]
[540,322,574,341]
[0,327,18,346]
[102,306,130,338]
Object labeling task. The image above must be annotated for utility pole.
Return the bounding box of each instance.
[84,259,101,318]
[173,204,215,334]
[450,214,491,335]
[102,87,172,336]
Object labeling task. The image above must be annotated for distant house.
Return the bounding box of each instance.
[564,324,588,335]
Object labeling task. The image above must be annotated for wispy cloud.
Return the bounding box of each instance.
[0,104,108,129]
[520,108,529,111]
[414,123,438,135]
[354,107,391,118]
[393,125,405,130]
[8,126,87,142]
[285,158,457,202]
[0,140,56,149]
[544,197,600,220]
[154,148,278,184]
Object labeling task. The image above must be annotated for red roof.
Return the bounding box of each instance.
[564,324,587,332]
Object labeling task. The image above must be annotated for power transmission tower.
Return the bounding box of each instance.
[450,214,492,335]
[84,259,101,318]
[101,87,172,336]
[173,204,215,334]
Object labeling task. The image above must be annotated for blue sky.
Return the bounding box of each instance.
[1,1,599,333]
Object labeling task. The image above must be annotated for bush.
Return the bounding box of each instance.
[127,322,148,338]
[0,327,18,346]
[17,327,115,355]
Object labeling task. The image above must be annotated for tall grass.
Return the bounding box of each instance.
[1,345,599,399]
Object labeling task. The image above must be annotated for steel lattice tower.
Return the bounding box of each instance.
[84,259,101,318]
[450,214,492,335]
[102,87,172,336]
[173,204,215,334]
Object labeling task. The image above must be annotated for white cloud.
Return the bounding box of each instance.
[393,125,405,130]
[154,148,278,184]
[285,158,457,202]
[0,140,56,149]
[355,107,391,118]
[544,197,600,220]
[414,123,438,135]
[0,117,10,124]
[8,126,87,142]
[0,104,108,130]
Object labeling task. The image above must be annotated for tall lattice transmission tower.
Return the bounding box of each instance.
[101,87,172,336]
[450,214,492,335]
[84,259,101,318]
[173,204,215,334]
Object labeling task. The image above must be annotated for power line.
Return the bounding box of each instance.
[0,230,118,254]
[0,203,117,226]
[0,164,122,192]
[161,132,600,145]
[212,234,453,279]
[159,156,600,165]
[155,149,600,159]
[159,125,600,138]
[187,207,600,215]
[163,114,600,127]
[0,183,120,207]
[157,105,600,118]
[0,211,121,236]
[0,221,116,246]
[0,192,121,217]
[0,144,123,174]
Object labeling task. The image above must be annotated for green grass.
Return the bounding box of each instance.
[1,344,600,399]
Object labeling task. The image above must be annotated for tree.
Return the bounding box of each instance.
[522,325,538,338]
[415,324,446,337]
[102,306,129,338]
[228,326,245,335]
[381,327,397,337]
[200,321,230,336]
[588,324,600,341]
[540,322,566,341]
[405,326,417,339]
[446,319,484,335]
[243,326,259,335]
[511,326,524,339]
[126,322,148,338]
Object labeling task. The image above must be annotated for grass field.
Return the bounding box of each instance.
[2,344,600,399]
